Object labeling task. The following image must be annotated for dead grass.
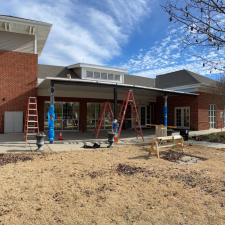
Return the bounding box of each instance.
[0,144,224,225]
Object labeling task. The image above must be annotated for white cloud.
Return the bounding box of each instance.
[0,0,151,65]
[122,25,225,78]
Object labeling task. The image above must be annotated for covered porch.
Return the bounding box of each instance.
[37,77,197,142]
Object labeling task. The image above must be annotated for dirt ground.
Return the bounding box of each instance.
[0,144,225,225]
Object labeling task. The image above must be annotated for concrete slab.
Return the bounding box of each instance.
[0,130,155,153]
[189,128,225,137]
[188,140,225,149]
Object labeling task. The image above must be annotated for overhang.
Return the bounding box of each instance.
[0,15,52,55]
[45,77,198,96]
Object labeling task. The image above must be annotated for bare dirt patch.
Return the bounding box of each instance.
[0,145,224,225]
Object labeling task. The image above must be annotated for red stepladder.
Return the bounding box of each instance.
[24,97,39,143]
[117,90,144,141]
[95,102,114,138]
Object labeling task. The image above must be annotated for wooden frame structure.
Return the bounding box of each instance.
[149,135,184,158]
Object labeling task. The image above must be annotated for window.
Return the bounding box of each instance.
[94,71,100,79]
[209,104,216,128]
[114,74,120,81]
[44,102,79,130]
[84,70,122,83]
[101,72,107,80]
[86,71,93,78]
[108,73,114,80]
[87,102,112,129]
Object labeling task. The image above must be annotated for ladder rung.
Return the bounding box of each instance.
[26,133,37,136]
[28,127,38,129]
[29,109,37,110]
[28,114,38,116]
[29,103,37,105]
[28,120,38,123]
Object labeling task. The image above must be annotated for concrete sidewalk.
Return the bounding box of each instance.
[0,132,154,153]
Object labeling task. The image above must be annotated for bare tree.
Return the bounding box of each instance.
[163,0,225,72]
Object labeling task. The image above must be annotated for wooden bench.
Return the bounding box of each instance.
[149,135,184,158]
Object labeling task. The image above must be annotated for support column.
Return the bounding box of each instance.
[79,101,87,132]
[163,95,168,128]
[113,86,118,119]
[48,81,55,143]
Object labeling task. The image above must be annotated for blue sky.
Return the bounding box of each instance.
[1,0,224,78]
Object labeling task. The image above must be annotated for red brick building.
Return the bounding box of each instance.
[0,15,223,134]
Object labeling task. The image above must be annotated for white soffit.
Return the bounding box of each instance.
[0,15,52,55]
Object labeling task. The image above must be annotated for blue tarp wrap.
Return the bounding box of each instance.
[163,105,168,127]
[48,104,55,143]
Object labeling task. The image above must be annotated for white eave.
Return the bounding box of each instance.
[45,77,198,96]
[0,15,52,55]
[67,63,128,73]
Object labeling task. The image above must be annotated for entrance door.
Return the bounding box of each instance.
[140,106,147,127]
[139,105,151,127]
[175,107,190,128]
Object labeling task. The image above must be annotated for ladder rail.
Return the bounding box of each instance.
[117,90,144,141]
[24,97,39,143]
[95,102,114,138]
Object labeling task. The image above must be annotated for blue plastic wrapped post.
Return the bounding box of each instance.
[48,81,55,144]
[163,95,168,128]
[48,104,55,144]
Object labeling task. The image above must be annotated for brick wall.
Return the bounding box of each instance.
[197,92,225,130]
[156,95,198,130]
[0,50,37,133]
[156,92,225,131]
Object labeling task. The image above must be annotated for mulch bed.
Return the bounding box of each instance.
[116,163,146,175]
[0,154,33,166]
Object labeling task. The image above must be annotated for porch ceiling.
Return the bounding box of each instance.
[45,77,198,97]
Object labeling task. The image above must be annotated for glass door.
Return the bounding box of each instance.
[175,107,190,128]
[140,106,146,127]
[63,102,79,130]
[209,104,216,128]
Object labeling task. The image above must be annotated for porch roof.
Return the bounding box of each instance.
[46,77,198,97]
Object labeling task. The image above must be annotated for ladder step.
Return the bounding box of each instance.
[26,133,37,136]
[25,97,39,142]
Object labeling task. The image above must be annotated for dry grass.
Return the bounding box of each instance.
[0,144,225,225]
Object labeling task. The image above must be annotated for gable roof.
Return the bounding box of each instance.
[155,69,216,89]
[124,74,155,87]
